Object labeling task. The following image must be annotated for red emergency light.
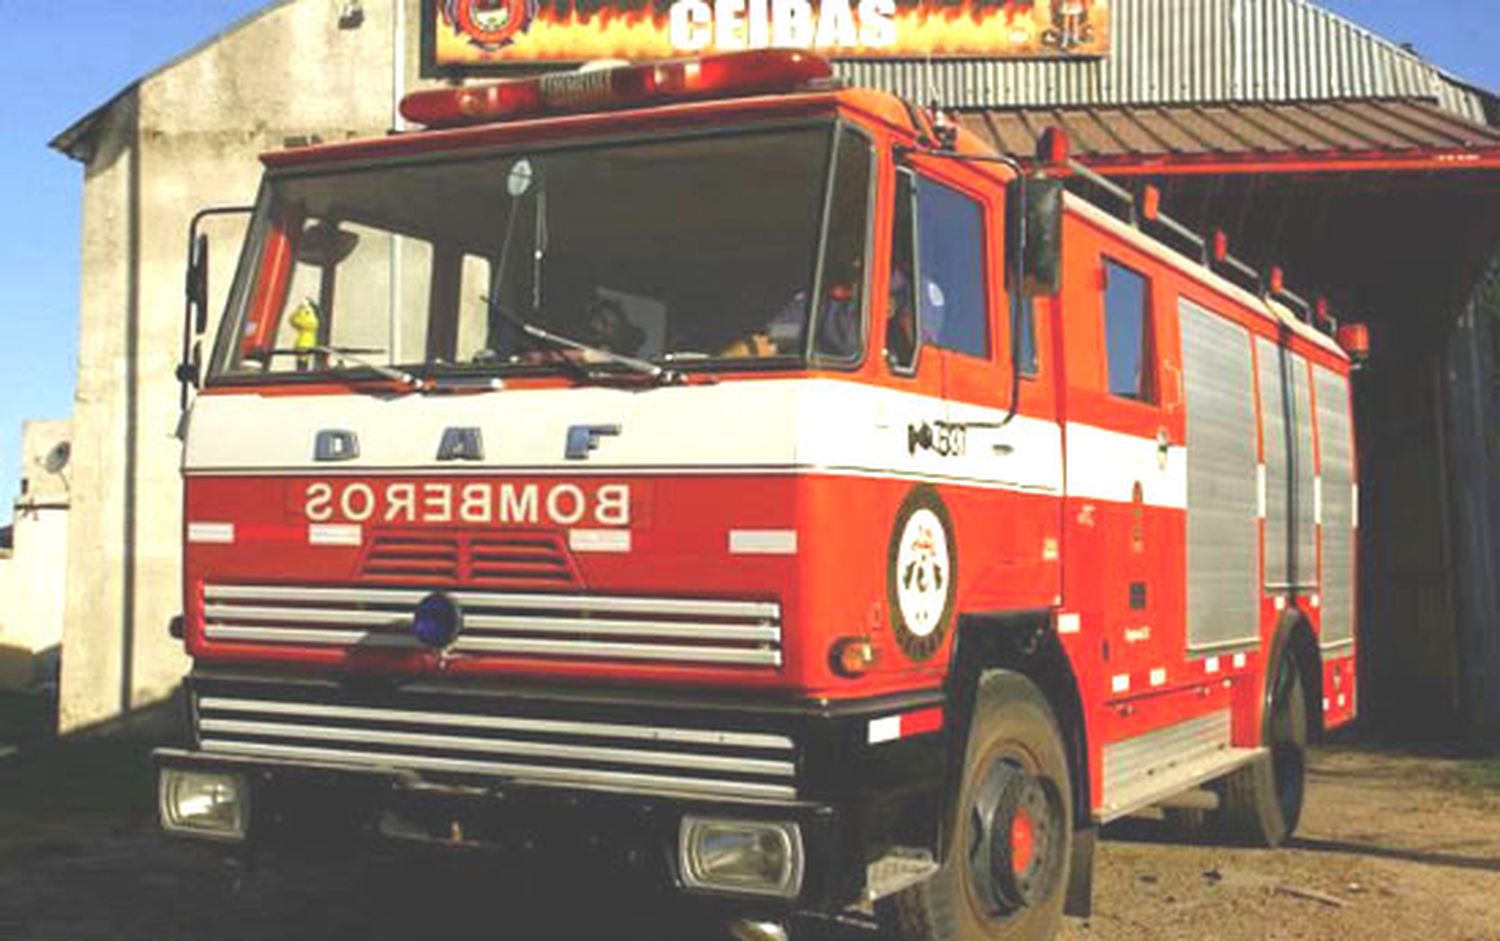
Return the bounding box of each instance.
[1337,322,1371,364]
[1315,297,1336,330]
[400,49,833,128]
[1139,184,1162,222]
[1037,126,1071,170]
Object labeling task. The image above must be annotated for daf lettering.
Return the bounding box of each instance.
[313,429,359,462]
[565,424,621,460]
[437,427,484,462]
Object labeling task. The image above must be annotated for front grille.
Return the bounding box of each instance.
[359,531,577,589]
[468,534,574,586]
[201,584,784,668]
[194,691,798,801]
[363,534,461,583]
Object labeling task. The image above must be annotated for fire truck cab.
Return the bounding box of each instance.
[158,50,1362,941]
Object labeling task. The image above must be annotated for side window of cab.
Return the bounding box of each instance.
[886,170,990,373]
[886,169,920,371]
[1101,258,1155,402]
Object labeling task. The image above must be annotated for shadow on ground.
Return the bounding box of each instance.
[3,713,1498,941]
[0,705,866,941]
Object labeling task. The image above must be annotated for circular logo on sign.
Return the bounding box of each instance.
[445,0,535,51]
[887,488,958,661]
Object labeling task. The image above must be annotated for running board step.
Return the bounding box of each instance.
[1098,710,1267,823]
[865,848,940,903]
[1098,744,1264,824]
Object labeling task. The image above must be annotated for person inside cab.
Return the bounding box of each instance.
[721,247,866,361]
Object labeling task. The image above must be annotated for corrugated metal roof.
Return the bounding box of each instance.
[958,98,1500,165]
[834,0,1493,122]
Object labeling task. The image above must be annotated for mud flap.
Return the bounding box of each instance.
[1064,826,1096,918]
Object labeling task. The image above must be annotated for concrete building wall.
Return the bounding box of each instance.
[58,0,405,731]
[0,553,14,687]
[60,88,146,729]
[0,420,72,690]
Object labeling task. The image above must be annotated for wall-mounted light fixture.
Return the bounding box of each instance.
[339,0,365,29]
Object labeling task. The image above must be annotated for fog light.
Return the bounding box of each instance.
[679,817,803,898]
[159,769,249,841]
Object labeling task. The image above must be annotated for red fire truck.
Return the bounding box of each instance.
[158,49,1365,941]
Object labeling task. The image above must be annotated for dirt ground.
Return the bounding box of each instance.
[0,711,1495,941]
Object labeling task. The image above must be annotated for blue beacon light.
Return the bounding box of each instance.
[412,592,463,650]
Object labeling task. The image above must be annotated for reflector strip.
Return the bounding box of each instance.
[729,530,798,555]
[900,707,944,737]
[867,707,944,745]
[1111,674,1131,694]
[1205,656,1221,674]
[188,523,235,545]
[568,529,631,553]
[1056,612,1081,635]
[1150,668,1168,687]
[308,524,361,546]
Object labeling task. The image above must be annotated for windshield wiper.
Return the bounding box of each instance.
[260,345,420,390]
[481,296,681,385]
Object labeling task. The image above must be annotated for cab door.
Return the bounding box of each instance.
[1059,240,1186,697]
[888,156,1063,614]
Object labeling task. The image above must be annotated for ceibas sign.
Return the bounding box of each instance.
[429,0,1111,66]
[669,0,899,52]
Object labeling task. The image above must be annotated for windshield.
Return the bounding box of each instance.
[209,124,873,381]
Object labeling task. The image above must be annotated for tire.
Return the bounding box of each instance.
[1161,806,1212,842]
[877,671,1073,941]
[1219,655,1308,847]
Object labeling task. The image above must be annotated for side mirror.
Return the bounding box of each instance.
[179,205,255,411]
[1010,178,1064,297]
[187,233,210,334]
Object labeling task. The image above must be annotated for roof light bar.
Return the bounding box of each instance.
[400,49,833,128]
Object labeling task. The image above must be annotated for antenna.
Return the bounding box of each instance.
[923,43,941,120]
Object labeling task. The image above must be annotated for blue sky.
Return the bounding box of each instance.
[0,0,1496,519]
[0,0,268,517]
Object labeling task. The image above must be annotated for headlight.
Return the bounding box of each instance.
[679,817,803,898]
[159,769,249,841]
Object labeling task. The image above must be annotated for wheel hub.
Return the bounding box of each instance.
[967,759,1064,917]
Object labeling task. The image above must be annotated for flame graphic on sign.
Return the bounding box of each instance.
[433,0,1111,65]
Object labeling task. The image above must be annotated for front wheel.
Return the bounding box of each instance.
[878,671,1072,941]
